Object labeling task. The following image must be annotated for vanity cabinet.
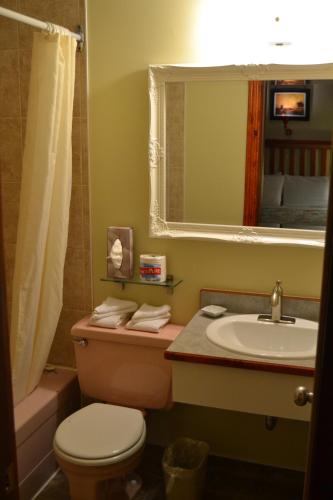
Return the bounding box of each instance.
[166,290,317,422]
[170,360,313,422]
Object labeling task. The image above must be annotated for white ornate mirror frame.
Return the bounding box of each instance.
[149,63,333,248]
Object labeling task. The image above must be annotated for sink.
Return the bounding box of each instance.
[205,314,318,359]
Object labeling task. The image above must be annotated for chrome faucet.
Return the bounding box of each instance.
[258,280,295,324]
[271,280,283,322]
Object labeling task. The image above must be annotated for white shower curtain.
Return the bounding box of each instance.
[10,32,76,405]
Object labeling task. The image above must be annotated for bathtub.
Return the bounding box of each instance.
[14,367,80,500]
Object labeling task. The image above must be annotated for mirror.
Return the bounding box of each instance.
[149,64,333,247]
[165,80,248,226]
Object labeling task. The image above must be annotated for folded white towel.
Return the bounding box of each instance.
[89,313,129,329]
[91,306,137,321]
[93,297,138,316]
[125,314,171,333]
[129,303,171,324]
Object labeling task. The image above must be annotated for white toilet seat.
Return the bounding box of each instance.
[53,403,146,466]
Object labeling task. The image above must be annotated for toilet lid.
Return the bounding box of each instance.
[54,403,145,460]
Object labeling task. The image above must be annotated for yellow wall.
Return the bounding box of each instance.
[87,0,323,325]
[184,81,247,225]
[86,0,323,469]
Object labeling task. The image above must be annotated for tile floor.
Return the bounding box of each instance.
[36,444,304,499]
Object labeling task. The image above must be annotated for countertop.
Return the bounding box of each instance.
[165,311,315,377]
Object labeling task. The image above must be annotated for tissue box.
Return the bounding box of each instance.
[107,226,133,279]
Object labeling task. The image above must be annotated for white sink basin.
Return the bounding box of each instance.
[206,314,318,359]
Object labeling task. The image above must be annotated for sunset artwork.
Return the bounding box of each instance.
[270,87,310,121]
[274,92,306,117]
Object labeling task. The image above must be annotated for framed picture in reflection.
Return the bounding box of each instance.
[270,87,311,121]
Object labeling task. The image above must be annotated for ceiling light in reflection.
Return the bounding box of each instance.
[195,0,333,65]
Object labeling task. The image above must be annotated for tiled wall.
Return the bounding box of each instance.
[165,82,184,221]
[0,0,91,368]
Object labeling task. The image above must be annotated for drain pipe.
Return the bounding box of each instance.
[265,416,278,431]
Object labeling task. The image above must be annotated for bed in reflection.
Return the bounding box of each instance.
[260,139,332,229]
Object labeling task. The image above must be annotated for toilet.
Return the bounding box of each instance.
[53,316,182,500]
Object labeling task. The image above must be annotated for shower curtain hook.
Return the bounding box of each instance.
[44,22,84,51]
[76,25,85,52]
[45,21,56,35]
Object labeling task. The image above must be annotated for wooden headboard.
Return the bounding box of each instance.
[264,139,332,176]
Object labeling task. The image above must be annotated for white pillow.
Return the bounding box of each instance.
[283,175,329,207]
[262,175,285,207]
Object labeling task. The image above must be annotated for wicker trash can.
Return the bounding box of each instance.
[162,438,209,500]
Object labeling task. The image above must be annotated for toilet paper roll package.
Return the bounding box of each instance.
[139,254,167,282]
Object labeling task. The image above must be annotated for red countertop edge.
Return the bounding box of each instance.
[164,350,314,377]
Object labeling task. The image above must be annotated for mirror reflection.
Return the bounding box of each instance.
[165,79,333,230]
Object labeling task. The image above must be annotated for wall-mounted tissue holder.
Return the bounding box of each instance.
[107,226,133,279]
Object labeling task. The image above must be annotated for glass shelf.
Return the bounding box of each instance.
[100,275,182,293]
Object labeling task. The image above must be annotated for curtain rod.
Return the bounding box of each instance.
[0,6,84,50]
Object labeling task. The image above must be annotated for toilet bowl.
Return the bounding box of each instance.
[53,317,182,500]
[54,403,146,500]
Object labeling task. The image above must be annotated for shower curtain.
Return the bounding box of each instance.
[10,32,76,405]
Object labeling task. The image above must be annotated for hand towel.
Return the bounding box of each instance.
[89,313,129,329]
[93,297,138,316]
[129,303,171,324]
[125,314,171,333]
[91,306,138,321]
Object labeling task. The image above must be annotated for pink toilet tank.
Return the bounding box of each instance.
[71,317,183,410]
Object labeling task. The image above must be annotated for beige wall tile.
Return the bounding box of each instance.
[72,116,82,183]
[167,208,183,222]
[72,116,81,160]
[82,184,91,250]
[18,49,31,117]
[74,53,87,121]
[17,23,33,51]
[1,0,90,369]
[167,168,184,209]
[48,308,88,368]
[68,184,84,249]
[79,0,86,26]
[21,118,26,148]
[18,0,80,33]
[84,249,92,311]
[80,54,87,119]
[18,0,80,49]
[0,0,19,50]
[0,50,20,117]
[73,54,81,118]
[0,119,22,182]
[166,82,184,220]
[72,152,82,186]
[81,118,89,184]
[3,243,16,318]
[1,198,19,244]
[1,180,21,205]
[63,247,88,310]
